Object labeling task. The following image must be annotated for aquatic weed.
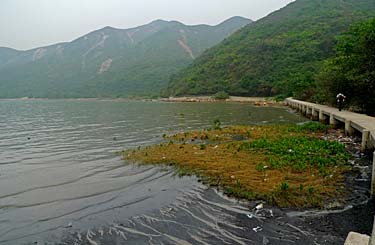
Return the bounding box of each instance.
[280,181,289,191]
[125,123,352,208]
[212,119,222,130]
[243,136,350,171]
[287,121,330,133]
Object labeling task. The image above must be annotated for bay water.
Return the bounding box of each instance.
[0,100,308,244]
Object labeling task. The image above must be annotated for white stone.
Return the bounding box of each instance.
[344,232,370,245]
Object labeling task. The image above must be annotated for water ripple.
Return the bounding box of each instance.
[0,100,306,244]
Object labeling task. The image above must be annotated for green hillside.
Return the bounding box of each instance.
[0,17,251,98]
[166,0,375,99]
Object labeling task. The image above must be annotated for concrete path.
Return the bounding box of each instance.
[286,98,375,245]
[285,98,375,150]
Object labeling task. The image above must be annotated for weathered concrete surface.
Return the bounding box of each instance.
[286,98,375,150]
[345,232,370,245]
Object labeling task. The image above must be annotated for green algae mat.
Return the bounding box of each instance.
[125,122,351,208]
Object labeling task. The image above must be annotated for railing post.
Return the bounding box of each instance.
[329,114,337,127]
[311,108,318,120]
[345,120,355,136]
[362,130,370,151]
[319,110,326,123]
[306,107,312,117]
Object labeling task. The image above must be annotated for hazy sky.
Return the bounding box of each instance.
[0,0,294,50]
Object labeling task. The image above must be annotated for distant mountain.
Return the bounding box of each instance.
[165,0,375,99]
[0,17,251,98]
[0,48,19,66]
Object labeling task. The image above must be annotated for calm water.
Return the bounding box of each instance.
[0,100,313,244]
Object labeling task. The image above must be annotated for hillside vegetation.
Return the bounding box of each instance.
[0,17,251,98]
[319,18,375,115]
[166,0,375,100]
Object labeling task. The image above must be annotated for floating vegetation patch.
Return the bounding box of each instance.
[124,122,351,208]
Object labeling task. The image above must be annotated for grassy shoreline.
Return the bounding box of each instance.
[124,122,352,208]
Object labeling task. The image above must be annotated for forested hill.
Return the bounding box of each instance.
[165,0,375,99]
[0,17,251,98]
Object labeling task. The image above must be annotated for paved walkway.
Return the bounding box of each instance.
[286,98,375,245]
[286,98,375,149]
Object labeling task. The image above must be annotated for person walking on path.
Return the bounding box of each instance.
[336,93,346,111]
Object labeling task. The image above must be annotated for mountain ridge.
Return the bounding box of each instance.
[0,16,252,98]
[0,17,251,52]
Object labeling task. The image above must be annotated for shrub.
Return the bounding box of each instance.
[213,91,229,100]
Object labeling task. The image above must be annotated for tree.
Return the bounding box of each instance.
[213,91,230,100]
[320,18,375,115]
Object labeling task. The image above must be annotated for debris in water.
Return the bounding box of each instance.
[255,203,263,211]
[253,226,263,232]
[262,236,270,245]
[64,222,73,228]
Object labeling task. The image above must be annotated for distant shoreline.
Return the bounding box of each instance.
[0,96,282,106]
[159,96,282,106]
[160,95,266,102]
